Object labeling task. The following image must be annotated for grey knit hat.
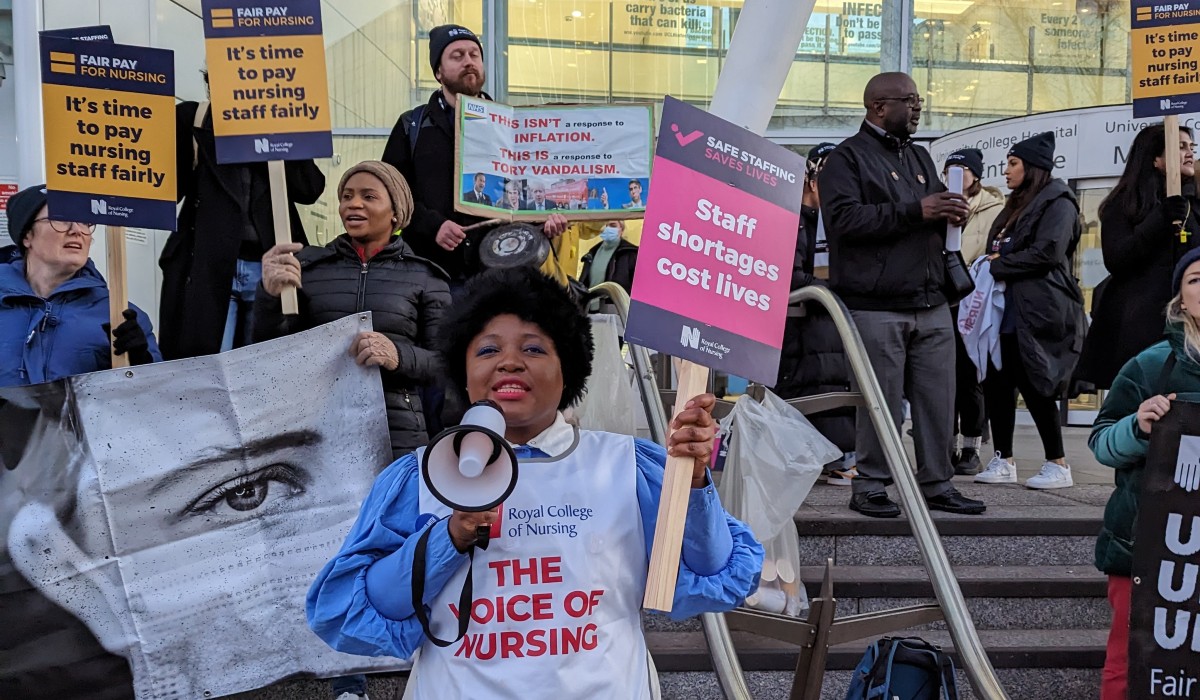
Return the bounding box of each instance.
[337,160,414,230]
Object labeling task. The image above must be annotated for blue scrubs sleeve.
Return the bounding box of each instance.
[633,438,763,620]
[306,454,469,659]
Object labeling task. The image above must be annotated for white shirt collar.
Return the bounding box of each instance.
[514,412,575,457]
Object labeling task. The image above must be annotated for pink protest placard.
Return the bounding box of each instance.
[625,97,802,384]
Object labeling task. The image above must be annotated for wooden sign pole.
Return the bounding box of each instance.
[267,160,299,315]
[643,362,709,610]
[1165,115,1183,198]
[106,226,129,369]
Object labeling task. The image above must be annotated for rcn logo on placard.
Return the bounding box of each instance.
[254,138,270,154]
[681,325,700,349]
[1160,97,1188,111]
[91,199,107,216]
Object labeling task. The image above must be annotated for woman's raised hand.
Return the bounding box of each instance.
[668,392,718,487]
[261,243,303,298]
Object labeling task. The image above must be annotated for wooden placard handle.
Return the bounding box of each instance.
[267,160,299,315]
[643,360,711,612]
[106,225,129,369]
[1165,115,1183,198]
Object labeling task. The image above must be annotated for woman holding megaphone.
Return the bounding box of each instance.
[307,266,763,699]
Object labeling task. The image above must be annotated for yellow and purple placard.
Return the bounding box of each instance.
[40,36,176,230]
[624,97,802,384]
[201,0,332,163]
[1131,0,1200,117]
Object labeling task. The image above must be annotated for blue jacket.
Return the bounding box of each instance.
[0,257,161,387]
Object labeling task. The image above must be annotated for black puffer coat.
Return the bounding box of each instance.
[988,179,1086,397]
[773,206,854,452]
[251,234,450,457]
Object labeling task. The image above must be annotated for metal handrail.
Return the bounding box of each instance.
[589,282,753,700]
[790,285,1008,699]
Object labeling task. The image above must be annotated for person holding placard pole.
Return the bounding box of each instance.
[254,161,449,461]
[973,132,1085,490]
[1075,123,1199,392]
[306,266,761,699]
[159,73,326,361]
[0,184,160,387]
[1089,248,1200,700]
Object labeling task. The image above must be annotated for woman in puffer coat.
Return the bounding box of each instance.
[1089,248,1200,700]
[972,132,1085,491]
[254,161,450,458]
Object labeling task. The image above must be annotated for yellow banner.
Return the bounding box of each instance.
[42,83,177,201]
[1131,25,1200,100]
[204,33,331,138]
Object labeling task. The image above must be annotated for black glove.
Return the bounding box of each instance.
[105,308,154,366]
[1164,195,1191,230]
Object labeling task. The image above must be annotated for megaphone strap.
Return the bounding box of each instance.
[411,517,478,648]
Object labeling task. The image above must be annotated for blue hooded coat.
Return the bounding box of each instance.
[0,255,161,386]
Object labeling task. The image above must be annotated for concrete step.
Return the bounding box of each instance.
[792,482,1110,568]
[796,565,1110,631]
[645,628,1108,673]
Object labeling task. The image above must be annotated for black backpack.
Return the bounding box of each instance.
[845,636,958,700]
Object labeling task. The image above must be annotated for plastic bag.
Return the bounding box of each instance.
[573,314,639,435]
[717,389,841,616]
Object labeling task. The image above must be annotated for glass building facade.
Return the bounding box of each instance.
[139,0,1135,241]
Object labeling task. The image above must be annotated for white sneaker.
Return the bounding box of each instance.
[1026,462,1073,490]
[974,452,1017,484]
[334,693,368,700]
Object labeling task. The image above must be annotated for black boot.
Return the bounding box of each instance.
[955,447,981,476]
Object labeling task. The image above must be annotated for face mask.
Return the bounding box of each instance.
[599,226,620,243]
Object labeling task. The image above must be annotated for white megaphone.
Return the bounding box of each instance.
[421,400,518,513]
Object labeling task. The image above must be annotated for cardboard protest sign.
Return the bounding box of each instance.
[0,315,405,700]
[624,96,802,385]
[201,0,333,163]
[40,36,176,230]
[1131,0,1200,117]
[41,25,115,42]
[455,96,653,221]
[1130,399,1200,699]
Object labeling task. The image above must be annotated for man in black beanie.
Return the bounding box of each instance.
[381,25,567,289]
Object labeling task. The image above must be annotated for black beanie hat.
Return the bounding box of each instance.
[7,184,47,250]
[808,142,837,164]
[944,148,984,178]
[1172,247,1200,296]
[429,24,482,74]
[1008,132,1056,172]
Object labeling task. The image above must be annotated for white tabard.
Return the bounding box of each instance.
[410,429,651,699]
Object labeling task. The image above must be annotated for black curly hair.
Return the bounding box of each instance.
[437,267,594,410]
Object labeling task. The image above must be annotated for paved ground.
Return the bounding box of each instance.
[967,424,1110,486]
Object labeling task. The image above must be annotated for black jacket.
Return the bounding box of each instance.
[251,235,451,457]
[988,179,1086,397]
[381,91,492,282]
[579,239,639,295]
[819,122,947,311]
[1075,186,1200,389]
[774,205,854,451]
[159,101,325,360]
